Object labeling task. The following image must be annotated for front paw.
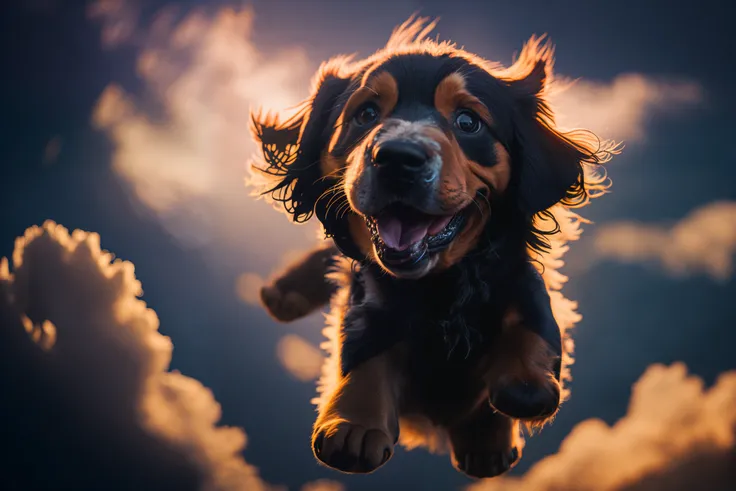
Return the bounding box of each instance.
[312,419,395,474]
[452,446,520,479]
[489,377,560,421]
[260,284,312,322]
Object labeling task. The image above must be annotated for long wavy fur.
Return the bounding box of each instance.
[302,16,621,454]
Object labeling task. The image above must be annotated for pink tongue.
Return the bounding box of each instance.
[376,213,454,251]
[376,215,430,251]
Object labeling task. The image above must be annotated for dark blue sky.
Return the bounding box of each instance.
[1,1,734,490]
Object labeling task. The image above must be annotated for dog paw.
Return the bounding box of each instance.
[452,446,519,479]
[489,379,560,420]
[260,284,313,322]
[312,420,394,474]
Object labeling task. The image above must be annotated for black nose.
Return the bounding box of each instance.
[372,140,429,171]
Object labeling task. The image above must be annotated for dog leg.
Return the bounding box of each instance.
[449,401,522,479]
[484,262,562,423]
[485,324,561,424]
[312,345,403,474]
[260,243,339,322]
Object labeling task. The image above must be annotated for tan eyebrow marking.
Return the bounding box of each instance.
[328,71,400,154]
[434,72,493,127]
[343,71,399,122]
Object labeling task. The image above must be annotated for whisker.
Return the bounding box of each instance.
[336,199,354,219]
[323,190,347,218]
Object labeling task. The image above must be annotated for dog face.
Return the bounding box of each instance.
[252,19,608,279]
[327,56,516,278]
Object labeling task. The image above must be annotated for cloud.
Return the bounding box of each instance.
[591,201,736,281]
[467,362,736,491]
[87,0,141,49]
[236,272,265,306]
[0,221,283,491]
[276,334,325,382]
[549,73,703,143]
[91,6,319,269]
[300,480,345,491]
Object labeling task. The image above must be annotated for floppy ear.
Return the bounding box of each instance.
[251,59,353,223]
[505,39,594,216]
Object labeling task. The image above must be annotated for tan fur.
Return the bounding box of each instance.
[483,307,561,426]
[435,209,486,270]
[342,71,399,125]
[312,343,405,472]
[323,72,399,176]
[427,127,512,271]
[434,72,494,127]
[346,213,374,259]
[471,142,512,195]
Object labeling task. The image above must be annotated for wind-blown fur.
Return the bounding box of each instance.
[249,14,619,476]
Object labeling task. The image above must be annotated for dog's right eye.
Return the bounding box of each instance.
[353,103,380,127]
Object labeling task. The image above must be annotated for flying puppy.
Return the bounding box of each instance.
[250,16,615,479]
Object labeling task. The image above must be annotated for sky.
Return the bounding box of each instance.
[0,1,734,490]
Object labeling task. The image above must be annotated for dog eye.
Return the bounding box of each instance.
[454,110,482,134]
[353,103,380,126]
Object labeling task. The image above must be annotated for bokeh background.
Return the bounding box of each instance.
[1,1,734,490]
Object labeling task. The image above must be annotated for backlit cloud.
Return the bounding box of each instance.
[0,221,282,491]
[467,362,736,491]
[91,6,318,270]
[549,74,703,143]
[300,480,345,491]
[276,334,325,382]
[592,201,736,281]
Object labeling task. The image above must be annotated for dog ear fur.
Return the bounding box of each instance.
[251,58,353,223]
[504,38,602,216]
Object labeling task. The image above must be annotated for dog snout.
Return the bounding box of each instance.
[372,140,430,173]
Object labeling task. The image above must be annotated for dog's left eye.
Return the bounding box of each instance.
[353,103,380,126]
[454,110,482,134]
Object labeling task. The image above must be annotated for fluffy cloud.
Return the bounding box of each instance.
[467,362,736,491]
[0,221,282,491]
[276,334,325,382]
[591,201,736,281]
[300,480,344,491]
[549,73,703,143]
[91,6,318,268]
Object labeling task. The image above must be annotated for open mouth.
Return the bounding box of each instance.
[365,203,467,269]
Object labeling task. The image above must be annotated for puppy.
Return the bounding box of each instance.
[250,17,615,479]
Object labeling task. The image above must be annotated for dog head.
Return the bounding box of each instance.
[251,17,611,279]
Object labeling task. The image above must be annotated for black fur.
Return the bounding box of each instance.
[339,201,560,377]
[252,51,602,256]
[253,49,581,407]
[251,30,615,473]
